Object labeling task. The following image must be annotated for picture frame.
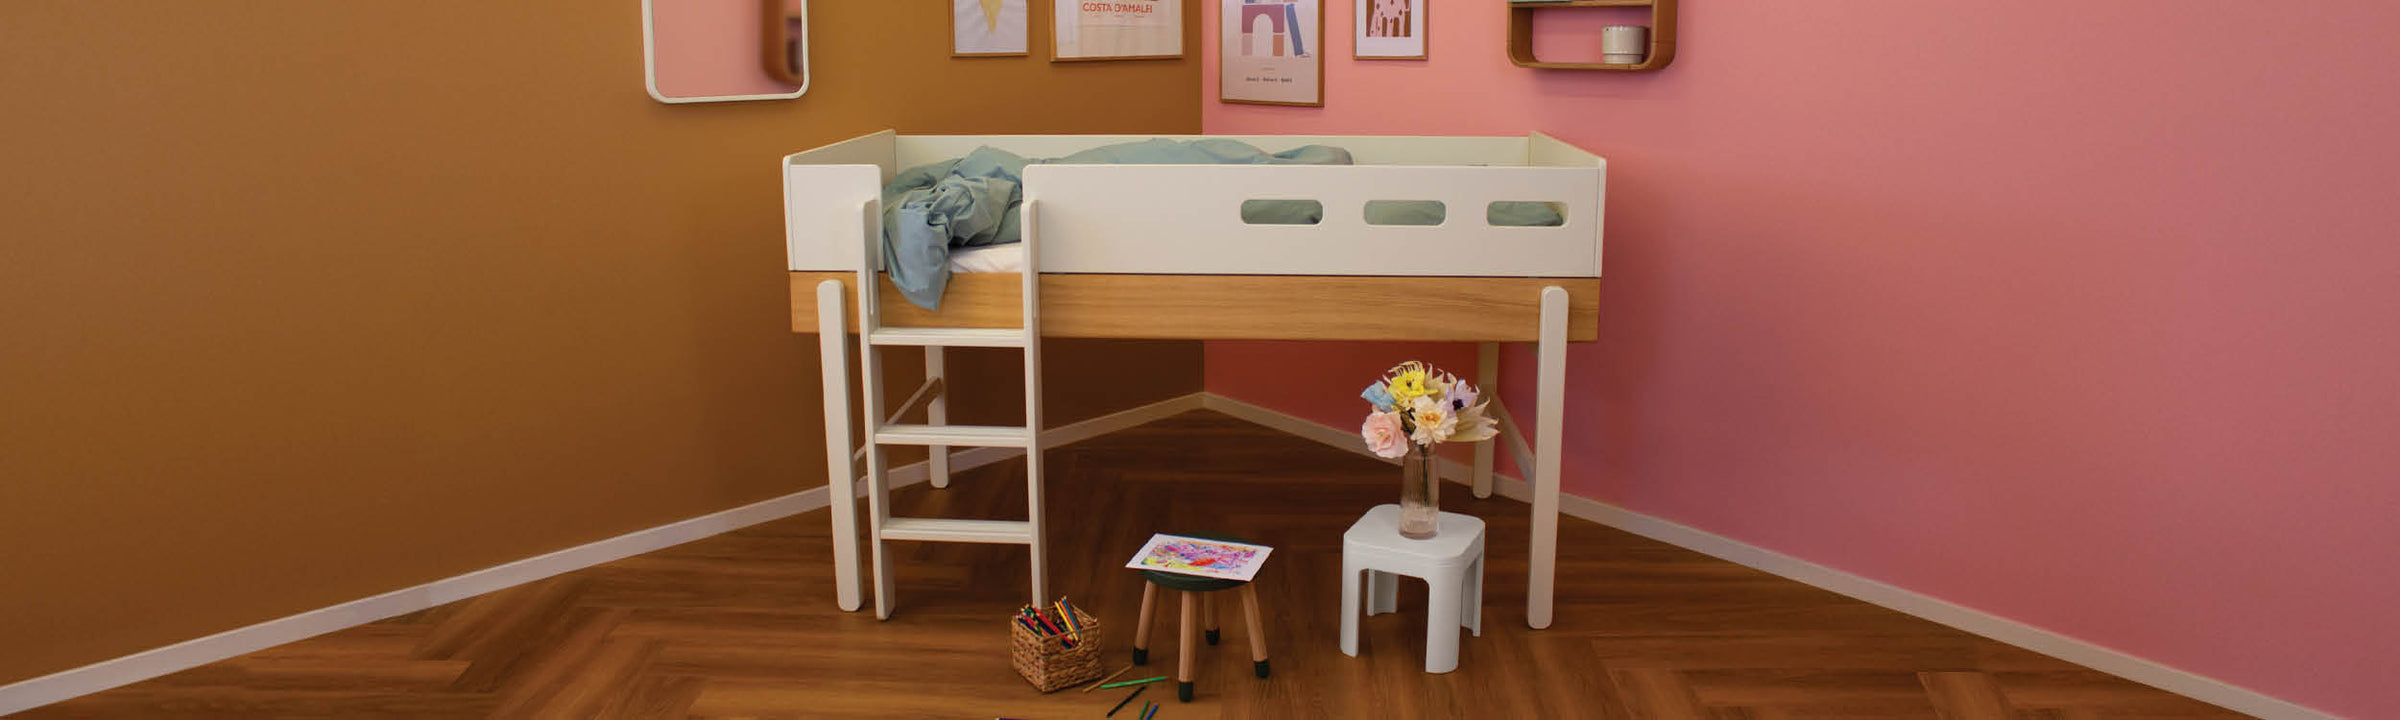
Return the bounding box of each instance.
[1219,0,1324,106]
[954,0,1030,57]
[1354,0,1426,60]
[1053,0,1185,62]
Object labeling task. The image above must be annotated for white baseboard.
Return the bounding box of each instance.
[1196,393,2334,720]
[0,392,1206,716]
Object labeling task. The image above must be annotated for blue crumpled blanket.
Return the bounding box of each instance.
[879,138,1563,310]
[880,138,1351,309]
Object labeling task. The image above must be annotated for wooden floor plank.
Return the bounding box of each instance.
[1923,671,2019,720]
[10,412,2255,719]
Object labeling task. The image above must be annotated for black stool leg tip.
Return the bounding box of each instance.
[1255,660,1271,678]
[1132,648,1148,666]
[1205,630,1220,645]
[1178,681,1194,702]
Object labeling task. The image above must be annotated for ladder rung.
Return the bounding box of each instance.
[869,328,1028,348]
[881,518,1034,544]
[875,424,1033,447]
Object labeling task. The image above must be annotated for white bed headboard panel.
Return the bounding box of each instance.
[1022,163,1603,278]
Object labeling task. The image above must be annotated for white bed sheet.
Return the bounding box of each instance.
[947,244,1024,273]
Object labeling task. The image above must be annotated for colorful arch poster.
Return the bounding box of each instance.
[1219,0,1323,106]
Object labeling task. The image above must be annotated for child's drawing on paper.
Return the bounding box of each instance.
[1124,534,1275,582]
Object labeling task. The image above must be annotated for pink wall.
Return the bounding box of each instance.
[1204,2,2400,717]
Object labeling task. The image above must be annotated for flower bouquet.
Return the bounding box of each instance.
[1360,361,1498,539]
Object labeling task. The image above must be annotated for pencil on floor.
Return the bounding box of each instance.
[1085,664,1132,692]
[1099,675,1165,689]
[1106,686,1145,717]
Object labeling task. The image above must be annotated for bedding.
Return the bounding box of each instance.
[946,244,1023,274]
[881,138,1564,309]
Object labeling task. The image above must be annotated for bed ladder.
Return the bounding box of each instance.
[853,199,1047,620]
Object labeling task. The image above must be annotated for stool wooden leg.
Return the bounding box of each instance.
[1178,591,1198,702]
[1204,593,1220,645]
[1239,584,1270,678]
[1132,581,1158,666]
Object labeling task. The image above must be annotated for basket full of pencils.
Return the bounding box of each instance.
[1010,599,1103,692]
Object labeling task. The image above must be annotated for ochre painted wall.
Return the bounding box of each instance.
[1204,2,2397,717]
[0,1,1201,685]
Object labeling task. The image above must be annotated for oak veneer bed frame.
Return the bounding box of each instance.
[785,130,1604,629]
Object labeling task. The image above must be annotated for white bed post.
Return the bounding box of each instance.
[816,280,863,612]
[925,347,950,489]
[1472,342,1500,499]
[1529,287,1569,630]
[1021,198,1049,608]
[855,199,899,620]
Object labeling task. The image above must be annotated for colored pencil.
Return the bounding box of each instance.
[1084,664,1132,692]
[1099,675,1166,689]
[1054,600,1083,642]
[1105,685,1146,717]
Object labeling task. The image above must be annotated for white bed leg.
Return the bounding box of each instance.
[1529,286,1569,630]
[1473,342,1499,499]
[815,280,863,612]
[925,346,950,490]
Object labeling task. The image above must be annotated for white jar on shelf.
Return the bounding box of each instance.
[1601,25,1648,64]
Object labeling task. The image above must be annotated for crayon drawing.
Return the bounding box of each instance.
[1123,534,1274,582]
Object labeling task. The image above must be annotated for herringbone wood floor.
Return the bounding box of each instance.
[15,412,2251,719]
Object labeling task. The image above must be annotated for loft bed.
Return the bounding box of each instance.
[784,130,1604,630]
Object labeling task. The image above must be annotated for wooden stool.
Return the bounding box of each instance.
[1130,546,1271,702]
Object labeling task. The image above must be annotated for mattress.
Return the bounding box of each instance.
[947,244,1024,273]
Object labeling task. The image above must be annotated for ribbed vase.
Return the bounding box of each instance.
[1399,444,1440,539]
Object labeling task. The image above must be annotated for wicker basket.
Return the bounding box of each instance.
[1010,608,1104,692]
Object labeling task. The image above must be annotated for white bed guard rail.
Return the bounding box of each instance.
[782,131,1606,277]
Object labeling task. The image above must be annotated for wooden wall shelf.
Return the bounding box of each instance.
[1507,0,1678,71]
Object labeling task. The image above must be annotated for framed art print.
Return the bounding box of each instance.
[1219,0,1323,106]
[955,0,1030,57]
[1054,0,1185,61]
[1355,0,1425,59]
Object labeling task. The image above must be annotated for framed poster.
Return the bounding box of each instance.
[1355,0,1425,60]
[1054,0,1185,61]
[1219,0,1323,106]
[955,0,1030,57]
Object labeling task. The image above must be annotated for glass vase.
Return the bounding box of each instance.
[1399,444,1440,539]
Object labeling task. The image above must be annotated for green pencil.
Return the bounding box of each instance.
[1098,675,1166,689]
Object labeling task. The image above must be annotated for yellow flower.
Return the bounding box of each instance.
[1385,362,1432,406]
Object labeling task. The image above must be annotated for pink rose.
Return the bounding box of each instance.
[1361,410,1409,459]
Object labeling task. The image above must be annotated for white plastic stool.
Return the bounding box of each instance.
[1339,504,1485,673]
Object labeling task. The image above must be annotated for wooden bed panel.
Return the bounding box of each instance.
[789,272,1600,342]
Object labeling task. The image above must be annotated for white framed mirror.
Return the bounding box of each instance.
[641,0,809,104]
